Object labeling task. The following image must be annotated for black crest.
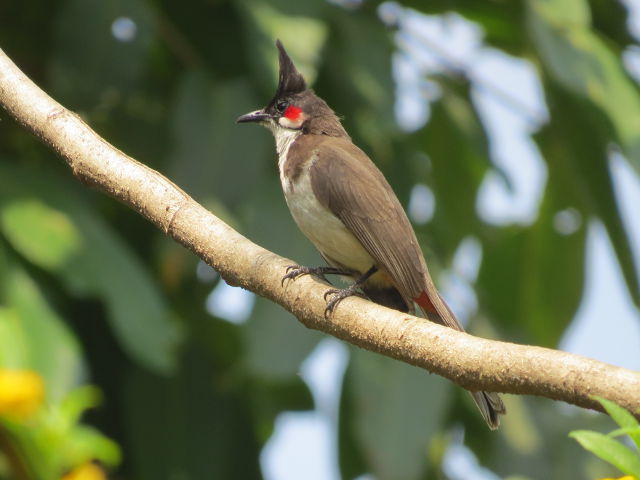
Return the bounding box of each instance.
[274,40,307,97]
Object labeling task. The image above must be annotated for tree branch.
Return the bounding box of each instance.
[1,48,638,417]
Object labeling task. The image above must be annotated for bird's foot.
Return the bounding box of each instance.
[282,265,321,286]
[323,284,366,318]
[281,265,352,287]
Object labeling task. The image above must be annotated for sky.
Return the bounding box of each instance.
[204,3,640,479]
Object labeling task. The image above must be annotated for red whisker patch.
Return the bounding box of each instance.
[284,105,303,120]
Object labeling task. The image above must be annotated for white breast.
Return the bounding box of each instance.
[279,153,375,273]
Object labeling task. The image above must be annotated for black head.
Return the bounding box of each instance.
[237,40,347,137]
[272,39,307,100]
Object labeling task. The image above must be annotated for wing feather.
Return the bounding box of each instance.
[303,136,427,306]
[297,135,463,330]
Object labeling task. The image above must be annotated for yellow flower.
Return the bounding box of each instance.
[61,463,106,480]
[597,476,638,480]
[0,369,44,418]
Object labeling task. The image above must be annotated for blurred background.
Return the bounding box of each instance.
[1,0,639,479]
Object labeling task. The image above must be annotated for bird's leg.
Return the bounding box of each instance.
[323,265,378,317]
[281,265,354,287]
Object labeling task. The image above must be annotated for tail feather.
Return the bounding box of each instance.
[415,289,506,430]
[471,391,506,430]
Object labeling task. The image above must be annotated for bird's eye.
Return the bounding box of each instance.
[276,101,288,113]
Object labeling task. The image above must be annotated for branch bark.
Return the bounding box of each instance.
[1,48,638,417]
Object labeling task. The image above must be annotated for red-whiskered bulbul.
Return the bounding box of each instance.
[237,40,505,429]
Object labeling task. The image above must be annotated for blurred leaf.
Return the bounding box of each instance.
[48,0,155,108]
[0,162,183,374]
[243,297,323,380]
[0,0,59,75]
[488,399,618,479]
[588,0,636,46]
[527,0,640,173]
[156,1,244,75]
[478,85,589,344]
[167,72,271,209]
[59,386,102,429]
[592,396,640,449]
[248,376,314,442]
[323,7,396,159]
[398,3,528,56]
[0,199,82,270]
[0,307,27,368]
[528,0,640,309]
[2,384,121,477]
[124,347,262,480]
[417,80,491,259]
[340,348,451,480]
[534,84,640,309]
[477,214,585,346]
[0,246,83,402]
[570,430,640,477]
[238,0,328,90]
[55,424,121,469]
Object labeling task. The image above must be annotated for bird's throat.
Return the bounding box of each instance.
[271,126,302,163]
[271,127,303,190]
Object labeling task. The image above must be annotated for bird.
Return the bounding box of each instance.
[237,40,505,429]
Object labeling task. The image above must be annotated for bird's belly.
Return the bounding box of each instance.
[282,169,374,274]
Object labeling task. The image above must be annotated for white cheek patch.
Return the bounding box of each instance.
[278,113,306,130]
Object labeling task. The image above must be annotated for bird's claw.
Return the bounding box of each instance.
[323,289,343,318]
[281,265,363,316]
[322,286,364,318]
[281,265,336,287]
[281,265,309,287]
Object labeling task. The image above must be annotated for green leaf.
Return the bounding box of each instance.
[0,306,28,368]
[243,297,323,380]
[417,80,491,259]
[167,72,271,209]
[609,427,640,441]
[0,247,84,402]
[593,395,640,449]
[67,220,183,374]
[239,0,328,89]
[528,0,640,307]
[0,199,82,270]
[570,430,640,477]
[527,0,640,174]
[124,348,262,479]
[477,207,586,346]
[534,84,640,309]
[30,385,121,474]
[323,8,396,156]
[340,348,452,479]
[59,425,121,468]
[59,386,102,429]
[0,162,183,374]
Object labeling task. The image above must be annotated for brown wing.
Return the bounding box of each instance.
[303,138,506,429]
[299,135,464,331]
[301,136,427,306]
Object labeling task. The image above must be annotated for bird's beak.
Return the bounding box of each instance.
[236,109,270,124]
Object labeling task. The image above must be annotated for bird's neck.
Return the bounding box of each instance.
[270,126,304,192]
[271,126,303,163]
